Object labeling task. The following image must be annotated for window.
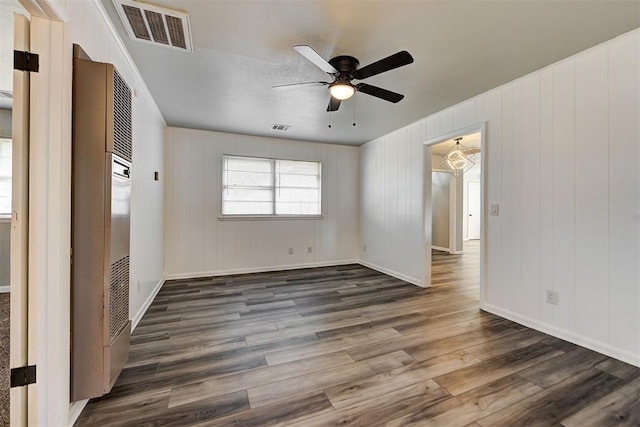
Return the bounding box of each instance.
[0,139,11,216]
[222,155,321,217]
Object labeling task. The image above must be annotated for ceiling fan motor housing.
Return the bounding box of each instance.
[329,55,360,80]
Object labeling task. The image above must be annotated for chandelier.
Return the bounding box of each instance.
[440,137,476,178]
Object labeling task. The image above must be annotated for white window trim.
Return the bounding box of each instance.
[218,214,324,221]
[220,154,323,220]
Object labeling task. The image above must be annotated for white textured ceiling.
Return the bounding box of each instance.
[101,0,639,146]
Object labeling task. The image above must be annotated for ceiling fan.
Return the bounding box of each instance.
[274,45,414,112]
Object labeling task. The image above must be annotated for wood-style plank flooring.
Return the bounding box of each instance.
[76,241,640,426]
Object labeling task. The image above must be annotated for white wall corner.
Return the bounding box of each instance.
[357,259,424,288]
[482,303,640,368]
[67,399,88,427]
[131,277,165,331]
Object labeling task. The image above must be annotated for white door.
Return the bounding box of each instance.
[467,182,481,240]
[10,12,30,427]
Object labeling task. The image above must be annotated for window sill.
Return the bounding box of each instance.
[218,214,324,221]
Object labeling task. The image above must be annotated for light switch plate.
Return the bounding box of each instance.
[490,203,500,216]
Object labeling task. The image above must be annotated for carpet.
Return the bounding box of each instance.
[0,293,9,426]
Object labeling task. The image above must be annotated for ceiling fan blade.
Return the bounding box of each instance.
[354,51,414,80]
[272,81,329,89]
[356,83,404,103]
[327,96,341,112]
[294,45,338,74]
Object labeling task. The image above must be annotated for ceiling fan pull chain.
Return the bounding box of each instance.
[353,98,357,127]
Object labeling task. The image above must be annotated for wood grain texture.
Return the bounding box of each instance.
[75,242,640,426]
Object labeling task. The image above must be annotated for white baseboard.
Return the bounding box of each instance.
[357,259,424,288]
[482,303,640,368]
[131,278,165,332]
[431,246,463,255]
[164,259,360,281]
[68,399,88,427]
[0,286,10,293]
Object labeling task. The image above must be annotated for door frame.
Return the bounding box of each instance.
[422,122,487,309]
[13,0,72,424]
[10,12,30,427]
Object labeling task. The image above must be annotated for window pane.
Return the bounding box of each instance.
[276,188,319,203]
[0,139,11,215]
[225,156,271,173]
[278,174,318,188]
[223,188,272,202]
[276,202,320,215]
[275,159,321,216]
[222,155,321,216]
[225,170,271,187]
[276,160,319,175]
[0,158,11,178]
[223,201,272,215]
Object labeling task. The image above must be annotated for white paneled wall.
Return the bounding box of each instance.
[360,29,639,366]
[58,0,166,325]
[360,123,425,285]
[164,127,359,278]
[37,1,166,424]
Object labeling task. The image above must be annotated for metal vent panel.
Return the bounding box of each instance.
[144,10,169,45]
[122,4,150,41]
[113,0,193,52]
[109,256,130,341]
[271,123,292,131]
[113,68,132,162]
[165,15,187,49]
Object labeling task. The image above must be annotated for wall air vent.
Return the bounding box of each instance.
[113,0,193,52]
[271,124,292,132]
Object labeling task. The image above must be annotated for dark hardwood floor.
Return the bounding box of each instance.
[76,241,640,426]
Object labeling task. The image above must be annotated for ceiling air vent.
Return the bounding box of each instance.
[113,0,193,52]
[271,124,292,132]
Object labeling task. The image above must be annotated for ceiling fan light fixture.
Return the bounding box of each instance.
[329,82,355,100]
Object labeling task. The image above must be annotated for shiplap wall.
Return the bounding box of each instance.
[360,123,425,284]
[36,0,166,424]
[164,127,359,278]
[360,29,639,366]
[60,0,166,324]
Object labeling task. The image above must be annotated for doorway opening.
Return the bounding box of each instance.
[425,127,485,305]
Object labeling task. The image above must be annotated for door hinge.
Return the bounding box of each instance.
[10,365,36,387]
[14,50,39,73]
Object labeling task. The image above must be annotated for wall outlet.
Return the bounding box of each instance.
[546,289,559,305]
[307,246,312,254]
[288,247,293,255]
[363,244,367,252]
